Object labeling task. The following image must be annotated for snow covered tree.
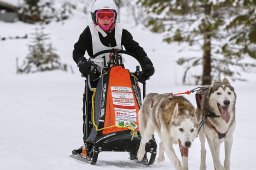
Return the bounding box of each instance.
[138,0,256,85]
[17,26,66,73]
[55,2,76,22]
[18,0,75,24]
[122,0,145,26]
[18,0,50,23]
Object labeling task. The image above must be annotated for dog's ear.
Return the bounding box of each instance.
[211,80,217,87]
[173,103,179,118]
[223,78,230,85]
[223,78,229,82]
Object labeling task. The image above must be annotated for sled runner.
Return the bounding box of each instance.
[72,49,157,165]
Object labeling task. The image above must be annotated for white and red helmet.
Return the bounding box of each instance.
[91,0,118,32]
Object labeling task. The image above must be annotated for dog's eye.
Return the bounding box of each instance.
[217,92,221,95]
[191,129,194,133]
[179,128,184,132]
[228,92,231,95]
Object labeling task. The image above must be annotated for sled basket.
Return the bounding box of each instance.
[86,65,141,141]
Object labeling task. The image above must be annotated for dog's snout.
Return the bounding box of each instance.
[224,100,230,106]
[185,141,191,148]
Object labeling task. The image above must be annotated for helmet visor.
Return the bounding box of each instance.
[96,10,115,20]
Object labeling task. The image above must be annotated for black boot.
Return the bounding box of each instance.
[72,146,83,155]
[129,150,138,160]
[72,144,93,161]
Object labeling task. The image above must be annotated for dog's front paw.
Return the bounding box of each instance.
[215,165,225,170]
[157,155,165,163]
[200,164,206,170]
[137,147,145,161]
[175,162,183,170]
[176,166,183,170]
[224,160,230,170]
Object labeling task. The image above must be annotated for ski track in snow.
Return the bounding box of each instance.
[1,6,256,170]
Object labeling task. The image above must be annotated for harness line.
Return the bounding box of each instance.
[169,86,219,136]
[172,87,207,96]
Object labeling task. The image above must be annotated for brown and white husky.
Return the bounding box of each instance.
[137,93,198,170]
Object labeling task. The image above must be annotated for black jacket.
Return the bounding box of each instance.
[72,26,153,68]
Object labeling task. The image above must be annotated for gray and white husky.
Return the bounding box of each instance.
[196,78,236,170]
[137,93,198,170]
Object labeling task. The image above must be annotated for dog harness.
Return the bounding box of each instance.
[205,119,232,139]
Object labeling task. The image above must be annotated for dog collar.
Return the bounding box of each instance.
[205,110,221,118]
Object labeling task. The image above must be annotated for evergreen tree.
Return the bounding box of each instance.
[18,26,66,73]
[138,0,256,85]
[18,0,75,24]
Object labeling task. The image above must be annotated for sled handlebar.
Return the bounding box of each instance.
[133,66,146,98]
[92,49,136,59]
[92,49,148,82]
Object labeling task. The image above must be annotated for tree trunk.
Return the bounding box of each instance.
[202,4,212,85]
[114,0,121,15]
[202,33,212,85]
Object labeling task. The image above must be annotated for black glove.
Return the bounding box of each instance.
[141,64,155,81]
[77,59,91,77]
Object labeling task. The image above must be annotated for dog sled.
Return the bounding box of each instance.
[71,49,157,165]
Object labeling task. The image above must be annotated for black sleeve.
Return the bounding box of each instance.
[121,29,153,67]
[72,26,92,65]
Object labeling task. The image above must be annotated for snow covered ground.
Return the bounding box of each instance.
[1,5,256,170]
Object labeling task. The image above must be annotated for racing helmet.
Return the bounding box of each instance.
[91,0,118,32]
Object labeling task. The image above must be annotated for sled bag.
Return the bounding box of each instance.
[96,66,141,135]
